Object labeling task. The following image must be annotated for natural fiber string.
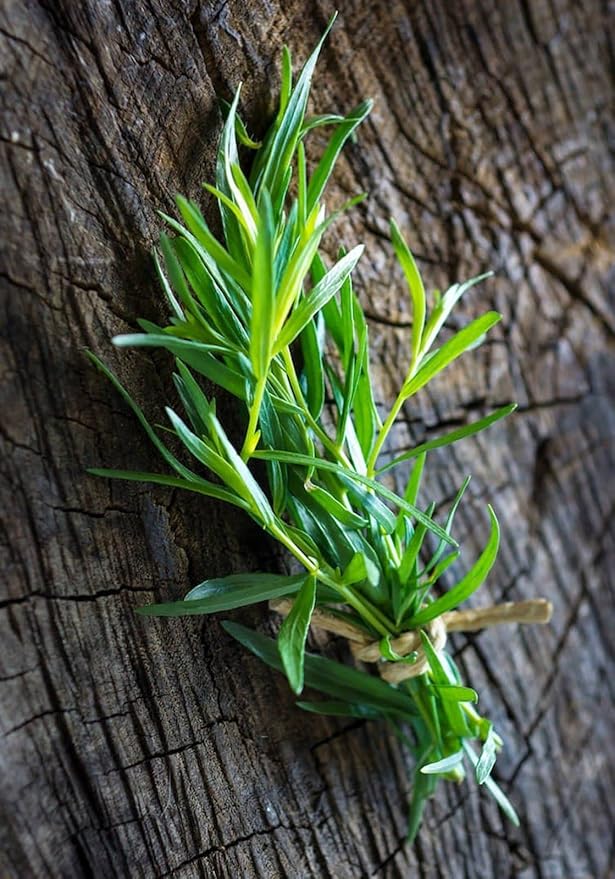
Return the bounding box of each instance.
[269,597,553,684]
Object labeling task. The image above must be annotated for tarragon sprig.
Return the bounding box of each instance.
[88,15,525,841]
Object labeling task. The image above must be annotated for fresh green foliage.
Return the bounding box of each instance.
[89,17,521,841]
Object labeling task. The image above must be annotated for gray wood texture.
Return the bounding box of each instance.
[2,1,614,876]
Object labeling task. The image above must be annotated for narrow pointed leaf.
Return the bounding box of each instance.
[407,506,500,626]
[278,575,316,693]
[273,245,364,354]
[390,220,425,366]
[475,724,498,784]
[420,751,464,775]
[378,405,516,475]
[403,312,501,398]
[250,189,275,377]
[223,622,413,714]
[138,573,307,616]
[297,700,382,719]
[252,449,456,546]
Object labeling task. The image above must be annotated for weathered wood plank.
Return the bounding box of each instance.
[1,1,614,876]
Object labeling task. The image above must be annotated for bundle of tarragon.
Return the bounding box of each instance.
[88,16,551,841]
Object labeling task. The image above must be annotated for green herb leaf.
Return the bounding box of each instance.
[378,405,517,474]
[273,245,364,354]
[462,741,519,826]
[252,449,457,546]
[250,189,275,378]
[87,468,247,510]
[278,574,316,693]
[297,700,382,719]
[223,621,413,715]
[407,505,500,626]
[420,751,464,775]
[434,684,478,703]
[137,573,306,616]
[306,100,372,213]
[403,312,501,398]
[390,220,425,367]
[475,723,498,784]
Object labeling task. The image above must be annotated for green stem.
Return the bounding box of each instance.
[366,393,406,476]
[281,348,352,468]
[269,521,320,574]
[366,352,422,476]
[269,522,394,637]
[334,583,393,637]
[241,373,268,460]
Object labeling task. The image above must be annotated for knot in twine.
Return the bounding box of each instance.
[269,598,553,684]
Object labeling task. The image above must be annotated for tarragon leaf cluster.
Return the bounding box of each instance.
[89,16,520,839]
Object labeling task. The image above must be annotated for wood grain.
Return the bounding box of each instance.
[1,1,614,876]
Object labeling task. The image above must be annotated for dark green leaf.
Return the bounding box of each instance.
[251,449,457,546]
[87,468,247,510]
[306,484,368,529]
[112,333,247,399]
[297,700,382,719]
[137,572,307,616]
[223,622,413,715]
[299,315,325,419]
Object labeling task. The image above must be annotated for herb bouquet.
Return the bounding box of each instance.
[89,18,551,841]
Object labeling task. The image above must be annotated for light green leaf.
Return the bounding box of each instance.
[377,405,517,475]
[250,189,275,378]
[255,14,337,212]
[273,245,364,354]
[407,505,500,626]
[462,741,519,826]
[403,312,501,398]
[278,574,316,693]
[390,220,425,367]
[203,409,277,527]
[340,552,379,586]
[420,272,493,356]
[171,196,252,290]
[475,723,498,784]
[420,751,464,775]
[420,633,470,738]
[434,684,478,703]
[306,100,372,213]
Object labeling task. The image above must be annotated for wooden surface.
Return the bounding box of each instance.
[2,1,614,876]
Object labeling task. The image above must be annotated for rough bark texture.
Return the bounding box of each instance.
[2,1,614,876]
